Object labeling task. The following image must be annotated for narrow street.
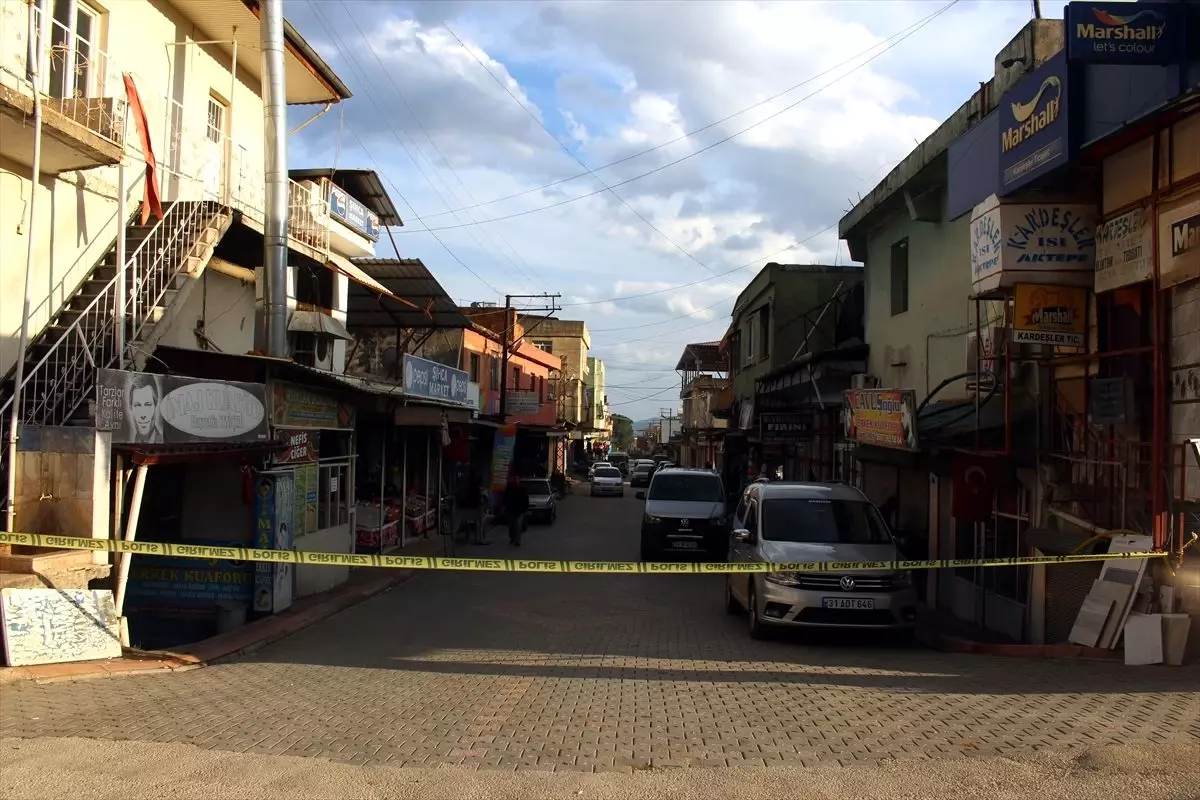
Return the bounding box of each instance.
[1,487,1198,798]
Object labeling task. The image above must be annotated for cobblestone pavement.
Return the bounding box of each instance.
[2,486,1198,774]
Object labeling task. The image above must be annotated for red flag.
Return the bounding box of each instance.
[952,452,995,523]
[122,73,164,225]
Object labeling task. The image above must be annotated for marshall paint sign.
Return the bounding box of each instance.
[1066,2,1182,65]
[1012,284,1088,348]
[998,53,1071,195]
[1158,196,1200,289]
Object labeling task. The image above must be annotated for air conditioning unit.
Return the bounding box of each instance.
[850,373,878,390]
[293,332,335,371]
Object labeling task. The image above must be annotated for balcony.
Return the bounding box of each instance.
[0,1,124,172]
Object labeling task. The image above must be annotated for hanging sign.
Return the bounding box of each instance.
[1159,195,1200,289]
[96,369,268,445]
[842,389,918,451]
[1095,207,1152,293]
[1012,284,1088,347]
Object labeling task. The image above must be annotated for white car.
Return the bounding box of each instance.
[588,461,612,479]
[590,466,625,497]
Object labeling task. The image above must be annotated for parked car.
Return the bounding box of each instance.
[637,468,729,561]
[590,466,625,497]
[588,461,611,479]
[609,452,630,476]
[724,482,918,640]
[522,478,558,524]
[630,459,656,488]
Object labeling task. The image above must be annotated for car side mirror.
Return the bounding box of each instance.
[635,491,646,500]
[733,528,754,544]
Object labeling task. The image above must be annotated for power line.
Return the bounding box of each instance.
[410,2,960,224]
[398,2,959,235]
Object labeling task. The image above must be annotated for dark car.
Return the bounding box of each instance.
[630,459,656,488]
[636,468,729,561]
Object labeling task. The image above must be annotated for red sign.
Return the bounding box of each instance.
[274,429,319,465]
[952,453,995,523]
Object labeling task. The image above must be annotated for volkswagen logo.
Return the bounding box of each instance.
[679,519,690,528]
[839,575,856,591]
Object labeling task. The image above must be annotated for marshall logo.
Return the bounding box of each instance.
[1029,305,1076,327]
[1171,213,1199,258]
[1002,75,1061,153]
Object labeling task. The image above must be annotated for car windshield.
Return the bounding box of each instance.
[522,480,551,496]
[595,468,621,479]
[634,463,653,472]
[647,474,724,502]
[761,498,893,544]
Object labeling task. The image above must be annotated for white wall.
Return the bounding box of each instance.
[295,524,351,597]
[0,0,272,376]
[157,270,257,355]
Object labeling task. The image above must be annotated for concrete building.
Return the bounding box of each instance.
[523,317,591,467]
[584,356,610,437]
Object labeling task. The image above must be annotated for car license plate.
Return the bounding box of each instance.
[821,597,875,610]
[672,541,698,549]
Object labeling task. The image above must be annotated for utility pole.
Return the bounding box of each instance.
[498,293,561,423]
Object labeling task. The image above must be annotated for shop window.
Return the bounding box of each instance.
[316,431,353,530]
[469,352,480,382]
[890,239,909,316]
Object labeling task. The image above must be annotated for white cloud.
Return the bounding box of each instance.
[288,0,1030,416]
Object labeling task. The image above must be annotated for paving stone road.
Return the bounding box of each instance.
[2,483,1198,774]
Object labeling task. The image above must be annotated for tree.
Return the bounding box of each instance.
[611,414,634,451]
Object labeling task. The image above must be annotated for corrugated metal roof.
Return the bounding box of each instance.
[165,0,351,105]
[288,168,403,226]
[347,259,469,329]
[675,342,726,372]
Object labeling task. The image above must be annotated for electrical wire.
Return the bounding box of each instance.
[399,2,959,235]
[607,385,682,406]
[409,1,960,223]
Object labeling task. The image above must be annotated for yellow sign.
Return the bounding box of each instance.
[0,532,1164,575]
[1013,284,1087,347]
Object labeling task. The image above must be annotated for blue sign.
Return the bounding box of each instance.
[998,53,1072,195]
[1065,2,1184,65]
[125,548,253,611]
[329,184,381,241]
[402,353,472,405]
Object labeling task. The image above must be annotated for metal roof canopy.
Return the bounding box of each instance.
[346,259,470,329]
[288,168,403,226]
[675,342,726,372]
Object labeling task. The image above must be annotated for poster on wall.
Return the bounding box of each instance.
[271,472,294,614]
[95,369,268,445]
[488,424,518,502]
[252,473,295,614]
[842,390,918,451]
[1012,284,1088,347]
[1158,196,1200,289]
[1095,207,1152,293]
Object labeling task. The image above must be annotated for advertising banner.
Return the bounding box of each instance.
[488,424,518,503]
[328,183,381,240]
[760,412,810,443]
[1095,206,1152,293]
[998,53,1071,195]
[1066,2,1183,65]
[969,196,1096,292]
[269,381,355,430]
[842,390,918,451]
[252,472,295,614]
[1012,284,1088,347]
[95,369,268,445]
[1158,195,1200,289]
[504,391,539,415]
[272,429,319,466]
[402,353,472,406]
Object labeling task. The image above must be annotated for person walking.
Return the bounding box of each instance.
[502,474,529,547]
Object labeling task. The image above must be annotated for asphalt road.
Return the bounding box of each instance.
[2,483,1198,798]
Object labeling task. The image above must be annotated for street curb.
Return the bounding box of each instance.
[917,628,1121,660]
[0,569,417,685]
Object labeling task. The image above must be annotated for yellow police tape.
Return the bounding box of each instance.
[0,531,1167,575]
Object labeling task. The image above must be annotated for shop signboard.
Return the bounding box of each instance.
[95,369,268,445]
[402,353,471,406]
[842,389,918,452]
[272,429,319,465]
[760,412,809,444]
[505,391,539,415]
[1095,206,1152,292]
[998,52,1072,195]
[252,472,295,614]
[1065,2,1182,65]
[269,380,355,430]
[970,195,1096,293]
[1012,284,1088,347]
[1158,195,1200,289]
[125,548,254,612]
[328,183,381,241]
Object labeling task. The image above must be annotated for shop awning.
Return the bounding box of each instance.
[115,441,286,466]
[288,309,354,340]
[327,252,413,305]
[346,259,471,329]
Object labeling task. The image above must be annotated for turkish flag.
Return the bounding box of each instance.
[122,74,165,225]
[952,453,995,523]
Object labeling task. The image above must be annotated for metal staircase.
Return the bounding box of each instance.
[0,200,232,515]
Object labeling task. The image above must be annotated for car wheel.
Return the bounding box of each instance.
[725,576,741,615]
[747,580,769,640]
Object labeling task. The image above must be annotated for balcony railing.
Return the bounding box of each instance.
[1,0,330,258]
[0,1,125,147]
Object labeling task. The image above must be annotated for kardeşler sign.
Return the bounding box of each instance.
[970,196,1096,292]
[95,369,268,445]
[1158,196,1200,289]
[1095,207,1152,293]
[1013,284,1088,348]
[402,353,472,406]
[1066,2,1181,65]
[998,53,1071,195]
[842,390,918,452]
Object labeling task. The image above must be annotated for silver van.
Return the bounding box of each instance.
[725,482,918,639]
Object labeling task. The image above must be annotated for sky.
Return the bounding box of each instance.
[286,0,1040,421]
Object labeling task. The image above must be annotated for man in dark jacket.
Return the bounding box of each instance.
[501,474,530,546]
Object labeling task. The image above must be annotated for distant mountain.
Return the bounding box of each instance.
[632,418,659,432]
